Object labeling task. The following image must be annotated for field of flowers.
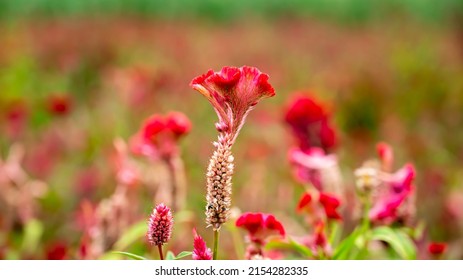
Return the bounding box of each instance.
[1,1,463,260]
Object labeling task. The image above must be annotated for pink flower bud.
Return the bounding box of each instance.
[147,203,173,246]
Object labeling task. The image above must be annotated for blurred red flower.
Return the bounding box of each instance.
[369,163,416,222]
[297,192,342,220]
[289,147,338,191]
[46,242,68,260]
[284,94,337,152]
[47,95,72,116]
[319,193,342,220]
[130,112,191,160]
[236,212,285,244]
[428,242,447,255]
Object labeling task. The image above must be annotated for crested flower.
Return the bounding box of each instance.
[191,66,275,231]
[147,203,173,247]
[289,147,341,193]
[235,212,285,245]
[190,66,275,143]
[284,94,337,152]
[130,112,191,161]
[192,229,213,260]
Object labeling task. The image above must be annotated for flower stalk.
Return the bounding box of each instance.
[190,66,276,260]
[213,230,220,260]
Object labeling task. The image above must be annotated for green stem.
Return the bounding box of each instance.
[213,230,219,260]
[158,244,164,260]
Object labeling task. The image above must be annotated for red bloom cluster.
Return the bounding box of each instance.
[190,66,275,142]
[130,112,191,160]
[192,229,212,260]
[284,94,337,152]
[236,212,285,244]
[147,203,173,246]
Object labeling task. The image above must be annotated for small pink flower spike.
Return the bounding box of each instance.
[190,66,275,143]
[147,203,173,246]
[192,228,213,260]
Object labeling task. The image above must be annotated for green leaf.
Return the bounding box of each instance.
[370,226,416,260]
[265,238,312,258]
[21,219,43,254]
[175,251,192,260]
[333,227,362,260]
[113,221,147,251]
[165,251,175,260]
[112,251,147,260]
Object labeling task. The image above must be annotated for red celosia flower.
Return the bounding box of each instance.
[190,66,275,142]
[165,112,192,138]
[319,193,342,220]
[47,95,72,116]
[369,164,416,222]
[289,147,338,191]
[147,203,173,246]
[284,94,337,152]
[428,242,447,255]
[192,228,212,260]
[236,212,285,244]
[130,112,191,160]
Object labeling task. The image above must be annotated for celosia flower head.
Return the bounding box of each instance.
[236,212,285,244]
[284,94,337,151]
[190,66,275,142]
[192,228,213,260]
[131,112,191,160]
[147,203,173,246]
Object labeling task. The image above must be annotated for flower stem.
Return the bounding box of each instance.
[165,157,178,212]
[213,230,220,260]
[158,244,164,260]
